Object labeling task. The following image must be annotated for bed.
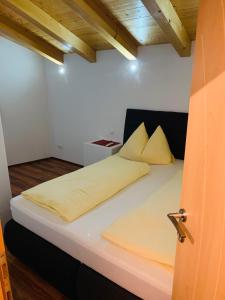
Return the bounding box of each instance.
[4,109,188,300]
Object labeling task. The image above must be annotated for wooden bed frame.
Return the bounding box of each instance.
[4,109,188,300]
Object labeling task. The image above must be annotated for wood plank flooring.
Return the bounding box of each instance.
[9,157,81,197]
[7,158,81,300]
[7,251,68,300]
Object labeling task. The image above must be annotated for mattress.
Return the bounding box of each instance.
[10,160,183,300]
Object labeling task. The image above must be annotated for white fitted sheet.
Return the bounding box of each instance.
[11,160,183,300]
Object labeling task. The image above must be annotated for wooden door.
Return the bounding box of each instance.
[172,0,225,299]
[0,224,12,300]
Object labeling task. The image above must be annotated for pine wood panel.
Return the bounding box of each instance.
[0,3,67,53]
[173,0,225,299]
[2,0,96,62]
[142,0,191,57]
[0,0,199,53]
[63,0,138,60]
[171,0,199,41]
[0,14,64,64]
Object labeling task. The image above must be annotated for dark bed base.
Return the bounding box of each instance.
[4,220,141,300]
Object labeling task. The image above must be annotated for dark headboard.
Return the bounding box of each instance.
[123,109,188,160]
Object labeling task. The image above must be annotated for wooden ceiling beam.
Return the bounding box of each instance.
[0,16,64,65]
[63,0,138,60]
[142,0,191,56]
[2,0,96,62]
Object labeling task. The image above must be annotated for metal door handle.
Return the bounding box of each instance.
[167,209,187,243]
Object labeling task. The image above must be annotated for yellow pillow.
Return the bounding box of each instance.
[141,126,174,164]
[119,123,148,161]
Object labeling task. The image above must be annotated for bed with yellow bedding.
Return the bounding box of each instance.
[7,109,188,300]
[22,155,150,222]
[102,169,182,267]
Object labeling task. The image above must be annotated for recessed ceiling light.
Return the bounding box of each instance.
[63,44,73,52]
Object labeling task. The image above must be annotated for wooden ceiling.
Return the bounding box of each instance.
[0,0,199,64]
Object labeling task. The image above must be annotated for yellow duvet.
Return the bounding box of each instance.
[102,169,183,268]
[22,155,150,222]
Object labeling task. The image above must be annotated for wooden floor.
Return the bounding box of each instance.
[9,157,81,197]
[7,158,81,300]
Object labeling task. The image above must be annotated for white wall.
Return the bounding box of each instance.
[0,114,11,226]
[0,38,50,166]
[45,44,193,165]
